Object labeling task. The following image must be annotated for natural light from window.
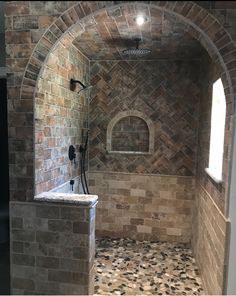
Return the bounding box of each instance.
[206,78,226,183]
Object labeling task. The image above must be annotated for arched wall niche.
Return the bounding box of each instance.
[106,110,154,154]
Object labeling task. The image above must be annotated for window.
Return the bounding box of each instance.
[205,78,226,183]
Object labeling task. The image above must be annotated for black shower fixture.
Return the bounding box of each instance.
[122,38,151,56]
[68,145,76,164]
[79,129,90,195]
[70,78,93,93]
[70,79,86,89]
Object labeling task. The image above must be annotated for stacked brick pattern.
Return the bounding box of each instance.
[10,201,96,295]
[112,116,149,152]
[6,1,76,201]
[89,60,200,175]
[35,41,89,194]
[192,186,228,295]
[193,57,230,294]
[89,171,194,243]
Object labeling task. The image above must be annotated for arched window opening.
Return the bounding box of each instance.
[206,78,226,182]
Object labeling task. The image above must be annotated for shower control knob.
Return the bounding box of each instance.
[70,179,75,191]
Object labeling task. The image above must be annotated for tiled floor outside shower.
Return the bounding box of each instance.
[94,237,204,295]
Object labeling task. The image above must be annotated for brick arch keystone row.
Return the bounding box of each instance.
[21,1,236,110]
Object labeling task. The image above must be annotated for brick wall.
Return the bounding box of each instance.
[10,201,96,295]
[89,59,201,244]
[192,57,229,294]
[89,60,201,175]
[35,40,89,194]
[6,1,76,201]
[192,186,229,295]
[89,171,195,243]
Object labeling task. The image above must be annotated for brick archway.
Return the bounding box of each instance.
[20,1,236,106]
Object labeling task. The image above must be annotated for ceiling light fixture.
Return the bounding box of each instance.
[135,15,147,26]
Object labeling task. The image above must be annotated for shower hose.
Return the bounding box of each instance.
[80,130,90,194]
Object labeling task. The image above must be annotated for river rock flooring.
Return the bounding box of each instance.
[94,237,204,295]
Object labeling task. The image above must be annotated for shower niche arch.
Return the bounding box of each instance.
[106,110,154,154]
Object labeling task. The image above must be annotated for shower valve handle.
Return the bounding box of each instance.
[70,179,74,191]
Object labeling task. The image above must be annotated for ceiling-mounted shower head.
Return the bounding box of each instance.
[70,79,93,93]
[122,38,151,56]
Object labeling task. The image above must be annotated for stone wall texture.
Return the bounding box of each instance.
[10,201,96,295]
[192,57,230,295]
[192,186,229,295]
[89,171,195,243]
[35,39,89,195]
[89,60,201,175]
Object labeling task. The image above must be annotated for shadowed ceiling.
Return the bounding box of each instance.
[72,7,207,61]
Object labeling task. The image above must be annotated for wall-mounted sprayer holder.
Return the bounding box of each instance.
[69,145,76,191]
[68,145,76,164]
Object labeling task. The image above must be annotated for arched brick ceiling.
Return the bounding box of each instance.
[72,9,206,60]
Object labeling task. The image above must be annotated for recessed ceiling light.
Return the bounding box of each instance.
[135,15,147,26]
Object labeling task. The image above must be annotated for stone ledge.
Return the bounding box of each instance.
[34,192,98,207]
[89,170,195,178]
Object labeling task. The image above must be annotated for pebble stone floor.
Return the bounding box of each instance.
[94,237,204,295]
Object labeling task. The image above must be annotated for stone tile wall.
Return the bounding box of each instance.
[192,185,229,295]
[35,41,89,195]
[6,1,76,201]
[10,201,96,295]
[89,60,201,176]
[89,171,195,243]
[193,57,229,294]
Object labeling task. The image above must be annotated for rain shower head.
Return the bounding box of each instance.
[122,38,151,56]
[70,79,93,92]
